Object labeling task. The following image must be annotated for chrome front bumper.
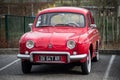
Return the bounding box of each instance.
[17,51,87,63]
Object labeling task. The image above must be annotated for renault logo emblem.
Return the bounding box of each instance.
[48,44,52,48]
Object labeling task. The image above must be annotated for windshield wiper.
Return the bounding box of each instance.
[37,25,53,27]
[54,23,79,27]
[54,24,67,26]
[54,24,74,27]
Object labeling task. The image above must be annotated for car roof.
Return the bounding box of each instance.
[38,7,89,15]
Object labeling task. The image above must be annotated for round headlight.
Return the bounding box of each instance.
[67,40,76,49]
[26,40,34,49]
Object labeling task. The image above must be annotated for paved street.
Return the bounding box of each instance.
[0,54,120,80]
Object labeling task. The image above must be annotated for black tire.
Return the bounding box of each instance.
[21,60,32,74]
[81,50,91,75]
[93,51,99,62]
[93,42,99,62]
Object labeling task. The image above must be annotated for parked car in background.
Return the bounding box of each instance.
[17,7,100,74]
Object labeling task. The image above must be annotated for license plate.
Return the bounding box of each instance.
[39,56,61,61]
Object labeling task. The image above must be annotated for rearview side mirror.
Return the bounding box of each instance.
[90,24,97,28]
[28,23,33,30]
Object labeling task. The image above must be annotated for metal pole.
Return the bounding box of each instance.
[106,16,108,44]
[24,16,26,33]
[8,5,10,15]
[5,15,9,47]
[112,17,114,42]
[116,18,119,42]
[31,0,34,16]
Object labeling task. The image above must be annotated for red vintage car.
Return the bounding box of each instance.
[17,7,100,74]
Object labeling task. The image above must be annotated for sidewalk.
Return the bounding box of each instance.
[0,48,120,55]
[0,48,19,54]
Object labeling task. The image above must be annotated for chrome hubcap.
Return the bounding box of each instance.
[87,51,91,73]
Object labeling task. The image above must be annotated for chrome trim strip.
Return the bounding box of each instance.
[17,51,87,63]
[70,54,87,60]
[17,54,30,59]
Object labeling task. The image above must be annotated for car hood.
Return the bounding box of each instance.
[22,27,86,50]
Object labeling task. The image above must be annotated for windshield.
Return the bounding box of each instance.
[36,12,85,27]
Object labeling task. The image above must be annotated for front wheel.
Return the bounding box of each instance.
[81,50,91,74]
[93,43,100,62]
[21,60,32,74]
[93,51,99,62]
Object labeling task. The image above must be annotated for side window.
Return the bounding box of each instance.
[87,14,92,27]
